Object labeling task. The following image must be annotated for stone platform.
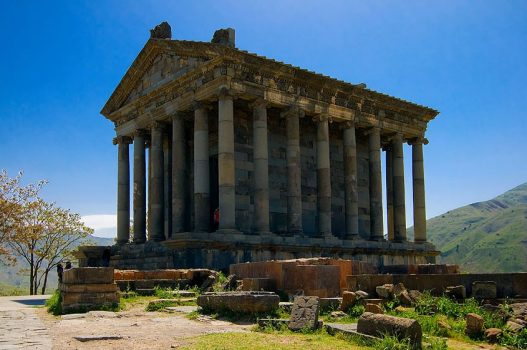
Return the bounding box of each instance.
[77,233,438,271]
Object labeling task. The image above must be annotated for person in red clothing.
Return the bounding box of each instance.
[213,207,220,231]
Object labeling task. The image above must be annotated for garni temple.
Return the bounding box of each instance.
[79,23,440,270]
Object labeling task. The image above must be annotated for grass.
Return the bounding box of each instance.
[180,329,372,350]
[0,282,27,296]
[45,289,62,315]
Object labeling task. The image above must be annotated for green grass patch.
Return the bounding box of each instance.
[180,329,373,350]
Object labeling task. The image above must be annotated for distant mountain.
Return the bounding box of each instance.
[423,183,527,273]
[0,235,113,293]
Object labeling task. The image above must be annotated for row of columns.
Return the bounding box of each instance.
[115,100,428,244]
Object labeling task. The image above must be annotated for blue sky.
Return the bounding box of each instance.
[1,1,526,237]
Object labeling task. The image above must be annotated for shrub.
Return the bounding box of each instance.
[45,289,62,315]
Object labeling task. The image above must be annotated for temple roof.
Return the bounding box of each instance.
[102,38,439,121]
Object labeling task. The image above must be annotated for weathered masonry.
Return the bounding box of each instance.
[91,23,440,270]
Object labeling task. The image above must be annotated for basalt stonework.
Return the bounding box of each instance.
[197,291,279,313]
[81,22,442,272]
[60,268,119,313]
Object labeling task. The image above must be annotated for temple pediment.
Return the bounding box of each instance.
[102,35,438,131]
[125,52,207,105]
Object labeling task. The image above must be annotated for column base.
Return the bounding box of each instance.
[216,228,241,235]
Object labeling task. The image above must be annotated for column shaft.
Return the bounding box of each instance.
[133,131,146,243]
[194,106,210,232]
[150,123,164,241]
[412,140,427,242]
[343,123,359,239]
[392,134,407,241]
[285,110,303,234]
[218,93,236,231]
[116,137,131,244]
[316,117,331,236]
[385,146,395,241]
[163,133,172,239]
[253,101,270,233]
[368,128,384,240]
[172,113,187,233]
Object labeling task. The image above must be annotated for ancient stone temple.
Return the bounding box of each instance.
[82,23,440,270]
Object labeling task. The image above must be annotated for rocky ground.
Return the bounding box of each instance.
[1,295,250,350]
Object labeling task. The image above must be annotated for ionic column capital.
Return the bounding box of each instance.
[218,86,234,100]
[312,113,332,123]
[192,100,212,111]
[407,136,429,146]
[340,120,356,130]
[170,111,186,121]
[363,126,381,136]
[113,135,132,145]
[280,106,305,119]
[134,129,147,138]
[249,98,268,109]
[392,132,404,143]
[150,120,167,131]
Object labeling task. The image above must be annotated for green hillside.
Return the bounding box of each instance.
[425,182,527,273]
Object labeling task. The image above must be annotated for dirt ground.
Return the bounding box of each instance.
[36,305,251,350]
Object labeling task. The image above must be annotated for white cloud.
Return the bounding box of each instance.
[82,214,117,238]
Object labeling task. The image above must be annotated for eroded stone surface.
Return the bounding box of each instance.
[465,313,484,336]
[197,291,279,313]
[288,296,320,331]
[471,281,497,299]
[357,312,422,348]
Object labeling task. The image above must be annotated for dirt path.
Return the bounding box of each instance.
[36,306,251,349]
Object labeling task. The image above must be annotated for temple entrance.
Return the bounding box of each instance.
[209,155,219,231]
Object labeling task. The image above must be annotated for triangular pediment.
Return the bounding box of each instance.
[124,52,206,105]
[102,40,225,118]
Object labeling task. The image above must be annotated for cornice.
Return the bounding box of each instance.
[101,39,439,124]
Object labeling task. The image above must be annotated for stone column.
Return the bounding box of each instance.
[410,137,428,243]
[133,130,146,243]
[252,99,270,234]
[392,133,407,241]
[218,89,236,231]
[343,121,359,239]
[282,107,303,235]
[150,122,165,241]
[368,127,384,240]
[163,131,172,239]
[172,112,187,233]
[385,144,395,241]
[147,141,152,236]
[115,136,131,244]
[194,103,210,232]
[315,115,331,237]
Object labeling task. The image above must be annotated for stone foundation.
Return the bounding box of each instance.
[77,234,438,272]
[60,267,119,313]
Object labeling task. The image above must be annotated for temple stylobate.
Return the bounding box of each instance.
[96,23,440,270]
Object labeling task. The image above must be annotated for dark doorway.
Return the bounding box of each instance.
[209,155,219,231]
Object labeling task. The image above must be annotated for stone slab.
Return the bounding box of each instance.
[63,267,114,284]
[197,291,279,313]
[357,312,422,348]
[325,323,379,341]
[74,335,123,342]
[288,296,320,331]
